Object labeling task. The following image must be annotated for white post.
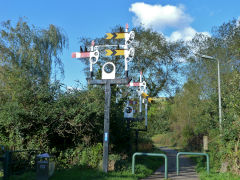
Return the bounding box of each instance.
[217,59,222,131]
[139,71,142,113]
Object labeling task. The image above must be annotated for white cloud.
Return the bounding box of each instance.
[129,2,210,42]
[237,16,240,27]
[129,2,192,30]
[168,27,196,41]
[168,27,211,41]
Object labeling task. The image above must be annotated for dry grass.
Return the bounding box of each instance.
[138,142,153,152]
[152,133,176,147]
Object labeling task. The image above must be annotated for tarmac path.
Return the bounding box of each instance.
[141,147,199,180]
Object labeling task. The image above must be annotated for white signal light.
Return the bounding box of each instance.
[124,106,134,118]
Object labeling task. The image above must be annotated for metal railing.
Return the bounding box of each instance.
[176,152,209,175]
[1,149,40,179]
[132,152,168,179]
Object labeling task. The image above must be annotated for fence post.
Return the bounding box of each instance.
[3,151,10,180]
[206,153,209,174]
[164,154,168,179]
[176,153,179,175]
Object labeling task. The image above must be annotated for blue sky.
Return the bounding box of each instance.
[1,0,240,90]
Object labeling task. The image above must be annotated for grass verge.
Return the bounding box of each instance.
[198,169,240,180]
[9,148,165,180]
[189,156,240,180]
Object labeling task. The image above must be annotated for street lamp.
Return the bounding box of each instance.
[197,54,222,131]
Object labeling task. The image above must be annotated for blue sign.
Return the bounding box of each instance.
[104,133,108,142]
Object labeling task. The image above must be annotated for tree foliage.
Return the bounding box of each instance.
[0,19,130,158]
[0,19,68,86]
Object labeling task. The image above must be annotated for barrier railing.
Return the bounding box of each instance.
[132,152,168,179]
[176,152,209,175]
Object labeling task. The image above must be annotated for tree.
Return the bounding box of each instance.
[0,18,68,90]
[0,18,68,150]
[133,27,189,97]
[177,18,240,172]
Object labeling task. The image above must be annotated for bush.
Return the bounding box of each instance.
[55,143,103,169]
[79,143,103,168]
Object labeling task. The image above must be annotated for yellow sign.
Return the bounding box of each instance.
[106,49,113,56]
[148,98,153,103]
[141,92,153,103]
[105,49,125,56]
[141,92,148,98]
[106,33,125,39]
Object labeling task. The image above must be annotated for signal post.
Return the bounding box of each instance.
[72,24,135,173]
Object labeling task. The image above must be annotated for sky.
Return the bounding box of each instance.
[1,0,240,90]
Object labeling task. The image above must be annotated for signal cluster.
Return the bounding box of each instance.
[72,24,135,80]
[72,24,136,173]
[124,71,152,128]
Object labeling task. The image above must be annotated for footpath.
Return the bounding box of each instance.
[141,147,199,180]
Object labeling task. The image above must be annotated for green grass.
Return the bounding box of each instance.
[188,156,240,180]
[198,169,240,180]
[9,168,138,180]
[9,149,165,180]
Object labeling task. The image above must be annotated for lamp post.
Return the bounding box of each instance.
[198,54,222,131]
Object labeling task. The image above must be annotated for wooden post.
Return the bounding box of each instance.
[203,136,208,152]
[103,80,111,172]
[88,78,131,173]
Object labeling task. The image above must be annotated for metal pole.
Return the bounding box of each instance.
[103,80,111,173]
[198,54,223,131]
[217,59,222,131]
[139,72,142,114]
[176,153,179,176]
[145,99,148,128]
[127,119,131,153]
[206,153,210,174]
[164,155,168,179]
[135,130,138,152]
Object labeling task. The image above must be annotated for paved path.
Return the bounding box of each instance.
[141,147,199,180]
